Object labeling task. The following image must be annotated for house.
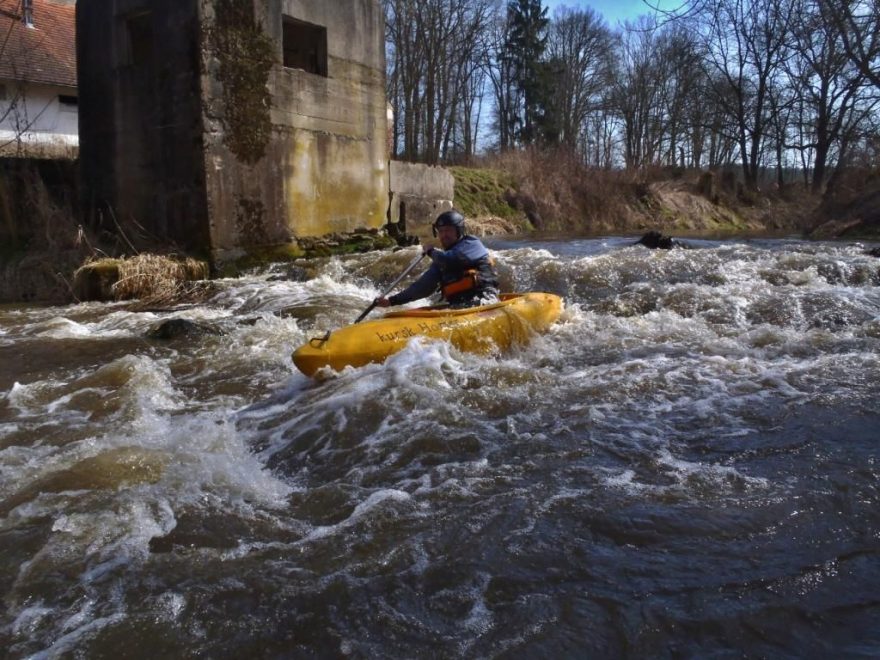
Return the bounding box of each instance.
[77,0,390,260]
[0,0,77,157]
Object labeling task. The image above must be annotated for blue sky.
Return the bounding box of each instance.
[544,0,681,27]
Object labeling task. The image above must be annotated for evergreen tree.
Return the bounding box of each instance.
[505,0,549,144]
[533,57,566,144]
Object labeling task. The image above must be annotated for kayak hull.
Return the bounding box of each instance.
[292,292,563,377]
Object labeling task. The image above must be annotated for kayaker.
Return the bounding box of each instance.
[376,209,500,309]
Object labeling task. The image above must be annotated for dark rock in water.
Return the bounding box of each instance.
[867,246,880,258]
[636,230,677,249]
[146,318,222,340]
[267,264,310,282]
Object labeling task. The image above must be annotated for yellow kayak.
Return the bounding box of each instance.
[292,292,563,377]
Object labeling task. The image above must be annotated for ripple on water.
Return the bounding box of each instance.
[1,238,879,656]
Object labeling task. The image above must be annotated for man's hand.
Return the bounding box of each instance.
[422,244,435,257]
[375,297,391,307]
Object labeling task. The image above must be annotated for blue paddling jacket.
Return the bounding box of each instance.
[388,236,500,307]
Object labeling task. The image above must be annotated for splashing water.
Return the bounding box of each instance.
[1,237,879,656]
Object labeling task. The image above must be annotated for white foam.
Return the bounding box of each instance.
[656,449,769,490]
[10,603,54,637]
[31,310,152,340]
[33,317,94,338]
[0,238,877,655]
[154,591,187,621]
[461,572,493,635]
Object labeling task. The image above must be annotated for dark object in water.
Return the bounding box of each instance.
[636,230,678,249]
[146,318,222,340]
[867,246,880,258]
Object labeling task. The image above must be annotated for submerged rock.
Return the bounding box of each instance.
[146,318,222,340]
[636,230,678,249]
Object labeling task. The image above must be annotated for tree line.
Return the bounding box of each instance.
[383,0,880,194]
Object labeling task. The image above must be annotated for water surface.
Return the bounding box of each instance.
[1,236,879,657]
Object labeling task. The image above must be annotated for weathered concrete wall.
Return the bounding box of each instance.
[201,0,389,259]
[388,160,454,237]
[78,0,389,262]
[77,0,210,253]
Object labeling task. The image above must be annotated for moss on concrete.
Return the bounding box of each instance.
[206,0,275,164]
[72,258,122,301]
[284,133,390,237]
[221,243,306,276]
[220,232,398,276]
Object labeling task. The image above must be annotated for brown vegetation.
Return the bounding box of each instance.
[810,167,880,238]
[0,158,85,302]
[0,158,212,305]
[73,255,212,308]
[455,148,819,237]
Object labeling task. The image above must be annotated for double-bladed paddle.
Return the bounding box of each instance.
[310,251,427,345]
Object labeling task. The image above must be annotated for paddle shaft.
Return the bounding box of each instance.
[353,252,426,324]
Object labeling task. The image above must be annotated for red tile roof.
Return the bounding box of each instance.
[0,0,77,89]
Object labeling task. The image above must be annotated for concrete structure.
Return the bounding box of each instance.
[0,0,78,157]
[77,0,389,259]
[388,161,454,239]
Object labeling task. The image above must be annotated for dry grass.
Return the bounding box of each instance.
[113,254,210,306]
[467,214,522,236]
[0,158,90,302]
[468,148,821,236]
[0,142,79,160]
[72,254,211,308]
[481,147,636,232]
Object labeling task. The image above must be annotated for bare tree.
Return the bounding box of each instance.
[384,0,425,160]
[653,26,708,167]
[385,0,879,183]
[787,0,874,193]
[384,0,494,164]
[446,51,489,160]
[485,5,521,151]
[698,0,798,189]
[819,0,880,91]
[545,6,614,154]
[611,17,670,169]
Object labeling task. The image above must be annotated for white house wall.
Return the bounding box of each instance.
[0,81,78,153]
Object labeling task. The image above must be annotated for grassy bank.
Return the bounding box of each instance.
[449,149,842,238]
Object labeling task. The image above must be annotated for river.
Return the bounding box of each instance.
[1,235,879,657]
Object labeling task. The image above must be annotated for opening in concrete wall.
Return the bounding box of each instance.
[125,11,153,68]
[282,16,327,77]
[58,95,78,109]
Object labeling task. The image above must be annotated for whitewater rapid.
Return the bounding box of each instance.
[1,236,879,656]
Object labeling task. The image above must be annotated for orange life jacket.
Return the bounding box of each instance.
[441,269,480,299]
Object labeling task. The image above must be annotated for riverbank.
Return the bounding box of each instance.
[2,152,878,304]
[450,149,880,240]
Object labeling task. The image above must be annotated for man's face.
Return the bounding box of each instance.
[436,225,459,249]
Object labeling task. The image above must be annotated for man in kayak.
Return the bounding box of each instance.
[376,209,500,309]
